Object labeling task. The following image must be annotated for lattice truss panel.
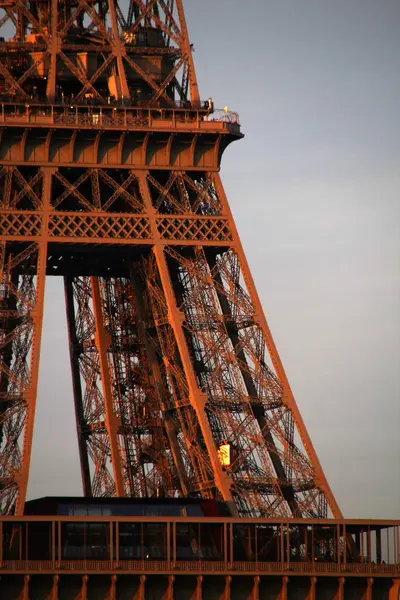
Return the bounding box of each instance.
[0,0,198,106]
[51,168,144,213]
[147,171,223,216]
[148,246,328,519]
[0,242,42,513]
[65,274,179,499]
[141,252,218,499]
[148,171,232,243]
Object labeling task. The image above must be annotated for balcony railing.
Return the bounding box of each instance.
[0,516,399,577]
[0,102,240,131]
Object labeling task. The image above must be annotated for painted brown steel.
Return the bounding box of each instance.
[64,277,93,496]
[212,173,342,519]
[91,276,125,496]
[0,0,347,520]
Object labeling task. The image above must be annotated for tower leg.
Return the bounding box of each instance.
[91,276,125,496]
[139,171,236,513]
[212,172,342,518]
[389,579,400,600]
[129,266,188,496]
[0,167,54,516]
[64,276,92,496]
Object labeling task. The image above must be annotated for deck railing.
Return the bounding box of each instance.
[0,102,240,130]
[0,516,399,576]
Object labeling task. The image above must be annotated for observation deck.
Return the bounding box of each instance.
[0,101,241,171]
[0,101,240,134]
[0,515,399,599]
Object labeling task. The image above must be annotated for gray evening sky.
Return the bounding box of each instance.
[27,0,400,518]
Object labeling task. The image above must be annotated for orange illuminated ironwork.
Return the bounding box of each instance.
[0,0,342,522]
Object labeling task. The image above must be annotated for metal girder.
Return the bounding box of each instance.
[0,0,344,521]
[0,0,200,107]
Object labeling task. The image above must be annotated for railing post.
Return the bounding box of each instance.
[52,521,55,568]
[343,524,347,569]
[57,520,61,566]
[229,522,233,568]
[286,523,290,565]
[25,521,29,564]
[367,526,371,564]
[110,520,113,563]
[172,521,176,567]
[115,521,119,564]
[167,521,171,569]
[224,522,227,568]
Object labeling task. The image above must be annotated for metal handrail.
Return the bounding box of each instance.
[0,102,240,129]
[1,559,398,575]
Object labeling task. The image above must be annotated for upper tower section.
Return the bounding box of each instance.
[0,0,200,106]
[0,0,241,167]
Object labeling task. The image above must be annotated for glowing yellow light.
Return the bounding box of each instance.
[218,443,231,466]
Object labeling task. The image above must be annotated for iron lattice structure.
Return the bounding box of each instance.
[0,0,341,519]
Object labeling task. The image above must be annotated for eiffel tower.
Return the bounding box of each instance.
[0,0,341,520]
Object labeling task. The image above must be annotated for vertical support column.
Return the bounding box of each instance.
[46,0,58,101]
[134,575,146,600]
[334,577,345,600]
[64,277,92,496]
[79,575,88,600]
[15,167,53,515]
[175,0,200,105]
[212,172,342,519]
[389,580,400,600]
[51,575,59,600]
[164,576,174,600]
[129,266,188,496]
[222,576,231,600]
[107,0,130,100]
[57,520,61,566]
[306,577,317,600]
[250,576,259,600]
[138,171,236,515]
[376,528,382,564]
[91,277,124,496]
[20,575,30,600]
[108,575,117,600]
[278,576,288,600]
[192,576,202,600]
[362,578,373,600]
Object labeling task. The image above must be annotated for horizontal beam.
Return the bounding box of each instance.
[0,562,398,578]
[0,212,233,245]
[0,516,398,526]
